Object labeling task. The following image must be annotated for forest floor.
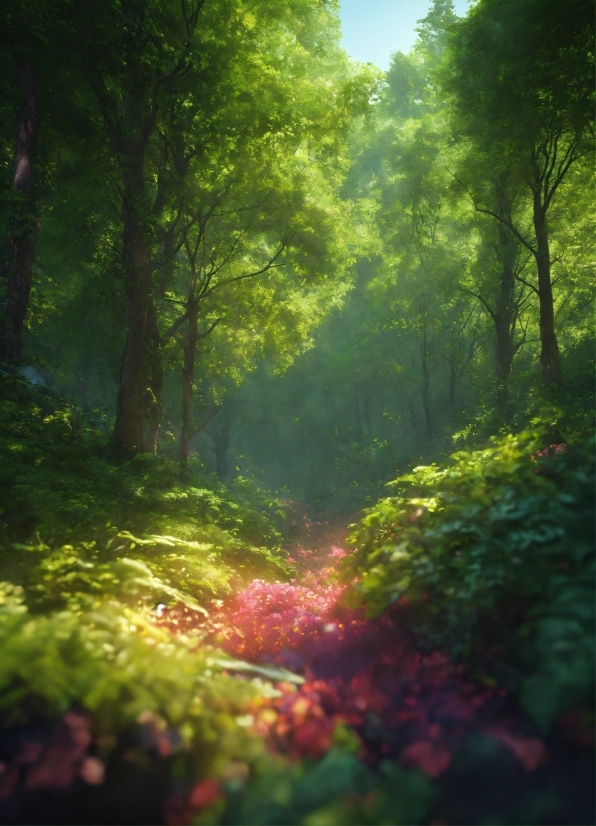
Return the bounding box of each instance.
[0,385,593,824]
[157,515,591,825]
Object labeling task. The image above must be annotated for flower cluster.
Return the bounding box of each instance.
[531,442,566,459]
[209,561,552,782]
[161,539,556,794]
[211,569,347,661]
[250,681,343,760]
[0,710,105,800]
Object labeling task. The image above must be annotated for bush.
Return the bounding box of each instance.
[341,432,595,731]
[0,374,289,559]
[0,375,303,823]
[0,574,280,824]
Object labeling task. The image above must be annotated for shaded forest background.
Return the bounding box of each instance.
[1,0,592,512]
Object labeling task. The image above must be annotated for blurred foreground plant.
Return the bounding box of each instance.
[342,431,595,732]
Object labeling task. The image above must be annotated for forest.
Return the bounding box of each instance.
[0,0,593,823]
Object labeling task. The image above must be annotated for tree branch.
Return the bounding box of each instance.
[196,317,220,341]
[544,138,578,211]
[457,287,496,322]
[447,168,538,257]
[188,403,221,441]
[160,309,189,343]
[514,273,540,297]
[204,245,286,297]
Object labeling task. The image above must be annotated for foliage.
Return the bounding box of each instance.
[0,0,593,823]
[203,542,590,826]
[342,431,595,731]
[0,572,287,825]
[232,0,593,507]
[0,537,440,826]
[225,751,434,826]
[0,374,290,563]
[211,569,346,663]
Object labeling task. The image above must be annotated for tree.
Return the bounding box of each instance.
[171,157,357,470]
[444,0,594,384]
[65,0,373,455]
[65,0,209,453]
[450,159,532,396]
[0,2,45,365]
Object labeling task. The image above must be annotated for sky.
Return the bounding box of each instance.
[338,0,471,70]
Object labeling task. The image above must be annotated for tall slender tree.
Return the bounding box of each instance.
[0,3,45,365]
[444,0,594,384]
[66,0,373,454]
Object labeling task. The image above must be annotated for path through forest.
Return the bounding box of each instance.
[162,518,564,823]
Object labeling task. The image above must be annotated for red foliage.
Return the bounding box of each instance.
[164,779,222,826]
[155,534,568,803]
[204,548,550,781]
[400,740,452,777]
[531,443,566,460]
[0,710,105,801]
[250,680,346,760]
[189,778,222,809]
[209,567,349,661]
[487,727,547,772]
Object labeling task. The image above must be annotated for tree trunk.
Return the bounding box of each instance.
[420,328,433,440]
[146,234,174,453]
[0,63,40,366]
[112,155,153,454]
[494,208,518,387]
[211,414,232,482]
[179,299,199,469]
[449,364,457,407]
[146,297,163,454]
[494,310,516,385]
[397,375,418,430]
[494,317,515,408]
[532,193,562,385]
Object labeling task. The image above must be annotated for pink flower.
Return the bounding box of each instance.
[79,757,105,785]
[189,779,222,810]
[400,741,452,777]
[488,728,547,772]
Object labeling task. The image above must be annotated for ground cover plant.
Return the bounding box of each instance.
[0,0,593,822]
[204,435,593,824]
[0,416,593,823]
[342,433,595,732]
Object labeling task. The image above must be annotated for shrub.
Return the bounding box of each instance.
[0,373,289,553]
[341,432,595,731]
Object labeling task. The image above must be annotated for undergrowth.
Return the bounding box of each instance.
[342,432,595,734]
[0,373,290,551]
[0,375,593,825]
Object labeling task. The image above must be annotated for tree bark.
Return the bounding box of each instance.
[112,152,154,454]
[146,297,163,453]
[396,374,418,430]
[179,298,199,469]
[0,62,40,366]
[532,191,562,385]
[494,192,518,388]
[420,327,433,441]
[146,232,175,453]
[211,412,232,481]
